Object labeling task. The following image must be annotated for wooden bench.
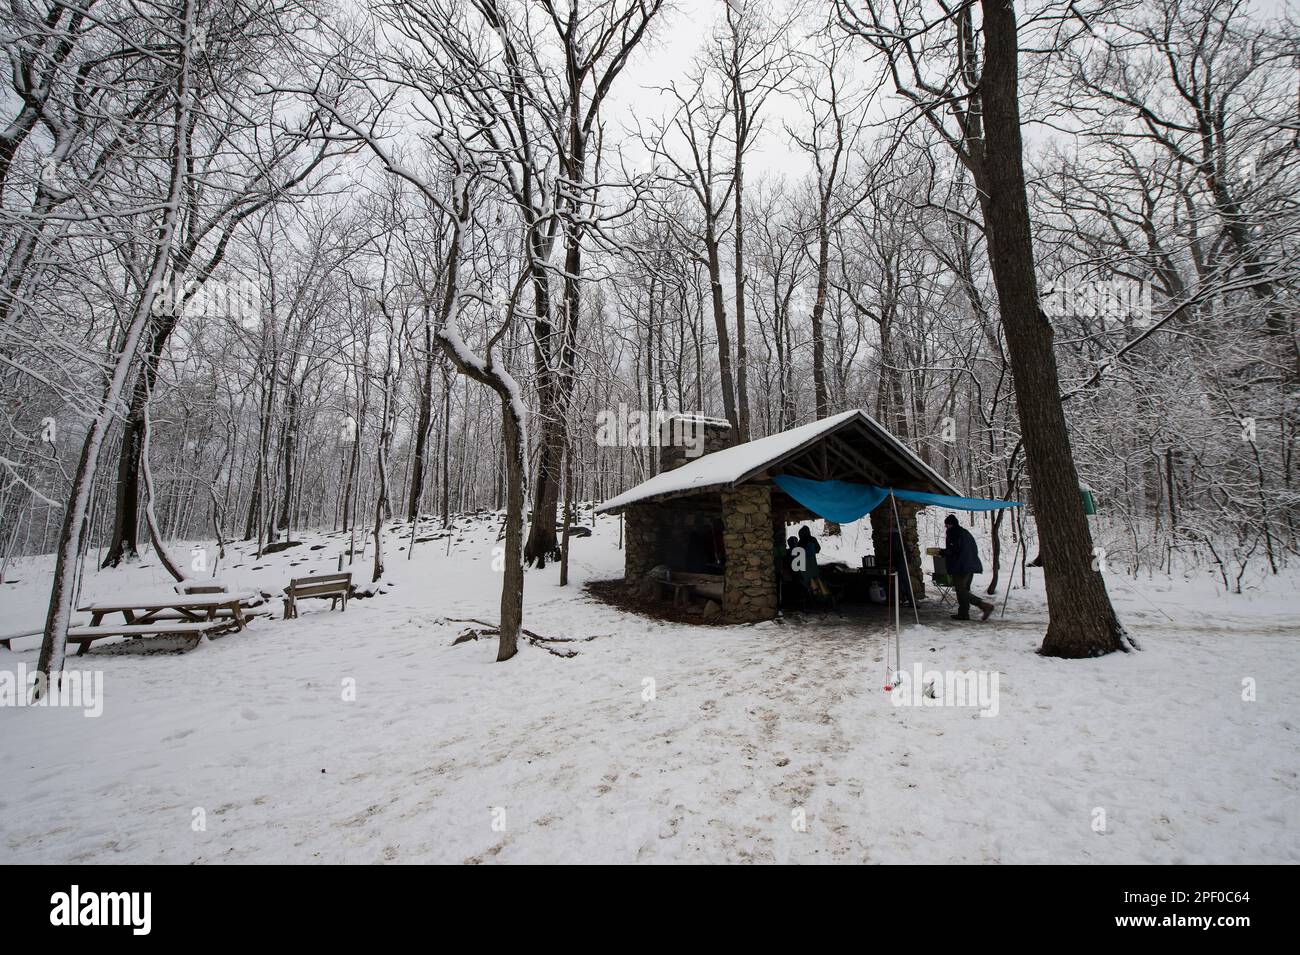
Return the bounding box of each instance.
[282,572,352,620]
[66,620,235,655]
[647,568,723,608]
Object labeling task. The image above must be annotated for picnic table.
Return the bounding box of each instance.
[70,591,258,655]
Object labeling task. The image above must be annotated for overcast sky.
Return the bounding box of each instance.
[603,0,1297,182]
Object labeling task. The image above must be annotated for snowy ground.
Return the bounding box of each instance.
[1,513,1297,864]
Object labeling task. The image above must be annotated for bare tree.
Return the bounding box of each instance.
[789,24,869,420]
[836,0,1131,656]
[35,0,200,688]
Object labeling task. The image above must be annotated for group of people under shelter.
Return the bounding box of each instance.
[772,514,995,622]
[774,525,831,607]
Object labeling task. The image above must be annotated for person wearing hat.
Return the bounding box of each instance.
[942,514,994,621]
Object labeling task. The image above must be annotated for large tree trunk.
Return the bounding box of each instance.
[706,231,740,439]
[559,439,573,587]
[140,391,186,582]
[978,0,1128,657]
[440,365,451,525]
[875,306,909,439]
[733,145,750,443]
[371,347,396,583]
[809,216,831,419]
[341,361,367,535]
[523,250,563,566]
[101,312,181,567]
[526,401,564,566]
[497,394,527,661]
[243,366,275,539]
[407,317,436,522]
[526,116,591,566]
[276,382,298,531]
[987,507,1006,595]
[103,377,146,566]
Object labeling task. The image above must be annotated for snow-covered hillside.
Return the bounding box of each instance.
[1,514,1297,864]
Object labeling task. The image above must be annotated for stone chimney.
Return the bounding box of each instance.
[658,413,732,472]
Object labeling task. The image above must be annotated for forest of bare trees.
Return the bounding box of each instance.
[2,0,1296,669]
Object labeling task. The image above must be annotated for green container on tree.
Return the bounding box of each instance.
[1080,488,1097,515]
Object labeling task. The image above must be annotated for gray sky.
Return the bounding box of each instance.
[606,0,1298,181]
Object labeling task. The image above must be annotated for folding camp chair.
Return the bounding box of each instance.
[930,554,955,606]
[931,573,955,605]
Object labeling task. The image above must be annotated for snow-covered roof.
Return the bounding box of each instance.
[597,409,960,513]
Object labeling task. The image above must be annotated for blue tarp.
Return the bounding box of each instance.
[889,487,1024,512]
[772,475,1022,524]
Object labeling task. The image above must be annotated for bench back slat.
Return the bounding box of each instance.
[288,573,351,588]
[290,584,348,598]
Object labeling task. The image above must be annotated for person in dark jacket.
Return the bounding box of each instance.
[795,525,828,596]
[942,514,994,621]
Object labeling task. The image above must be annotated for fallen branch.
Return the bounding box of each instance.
[444,617,607,658]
